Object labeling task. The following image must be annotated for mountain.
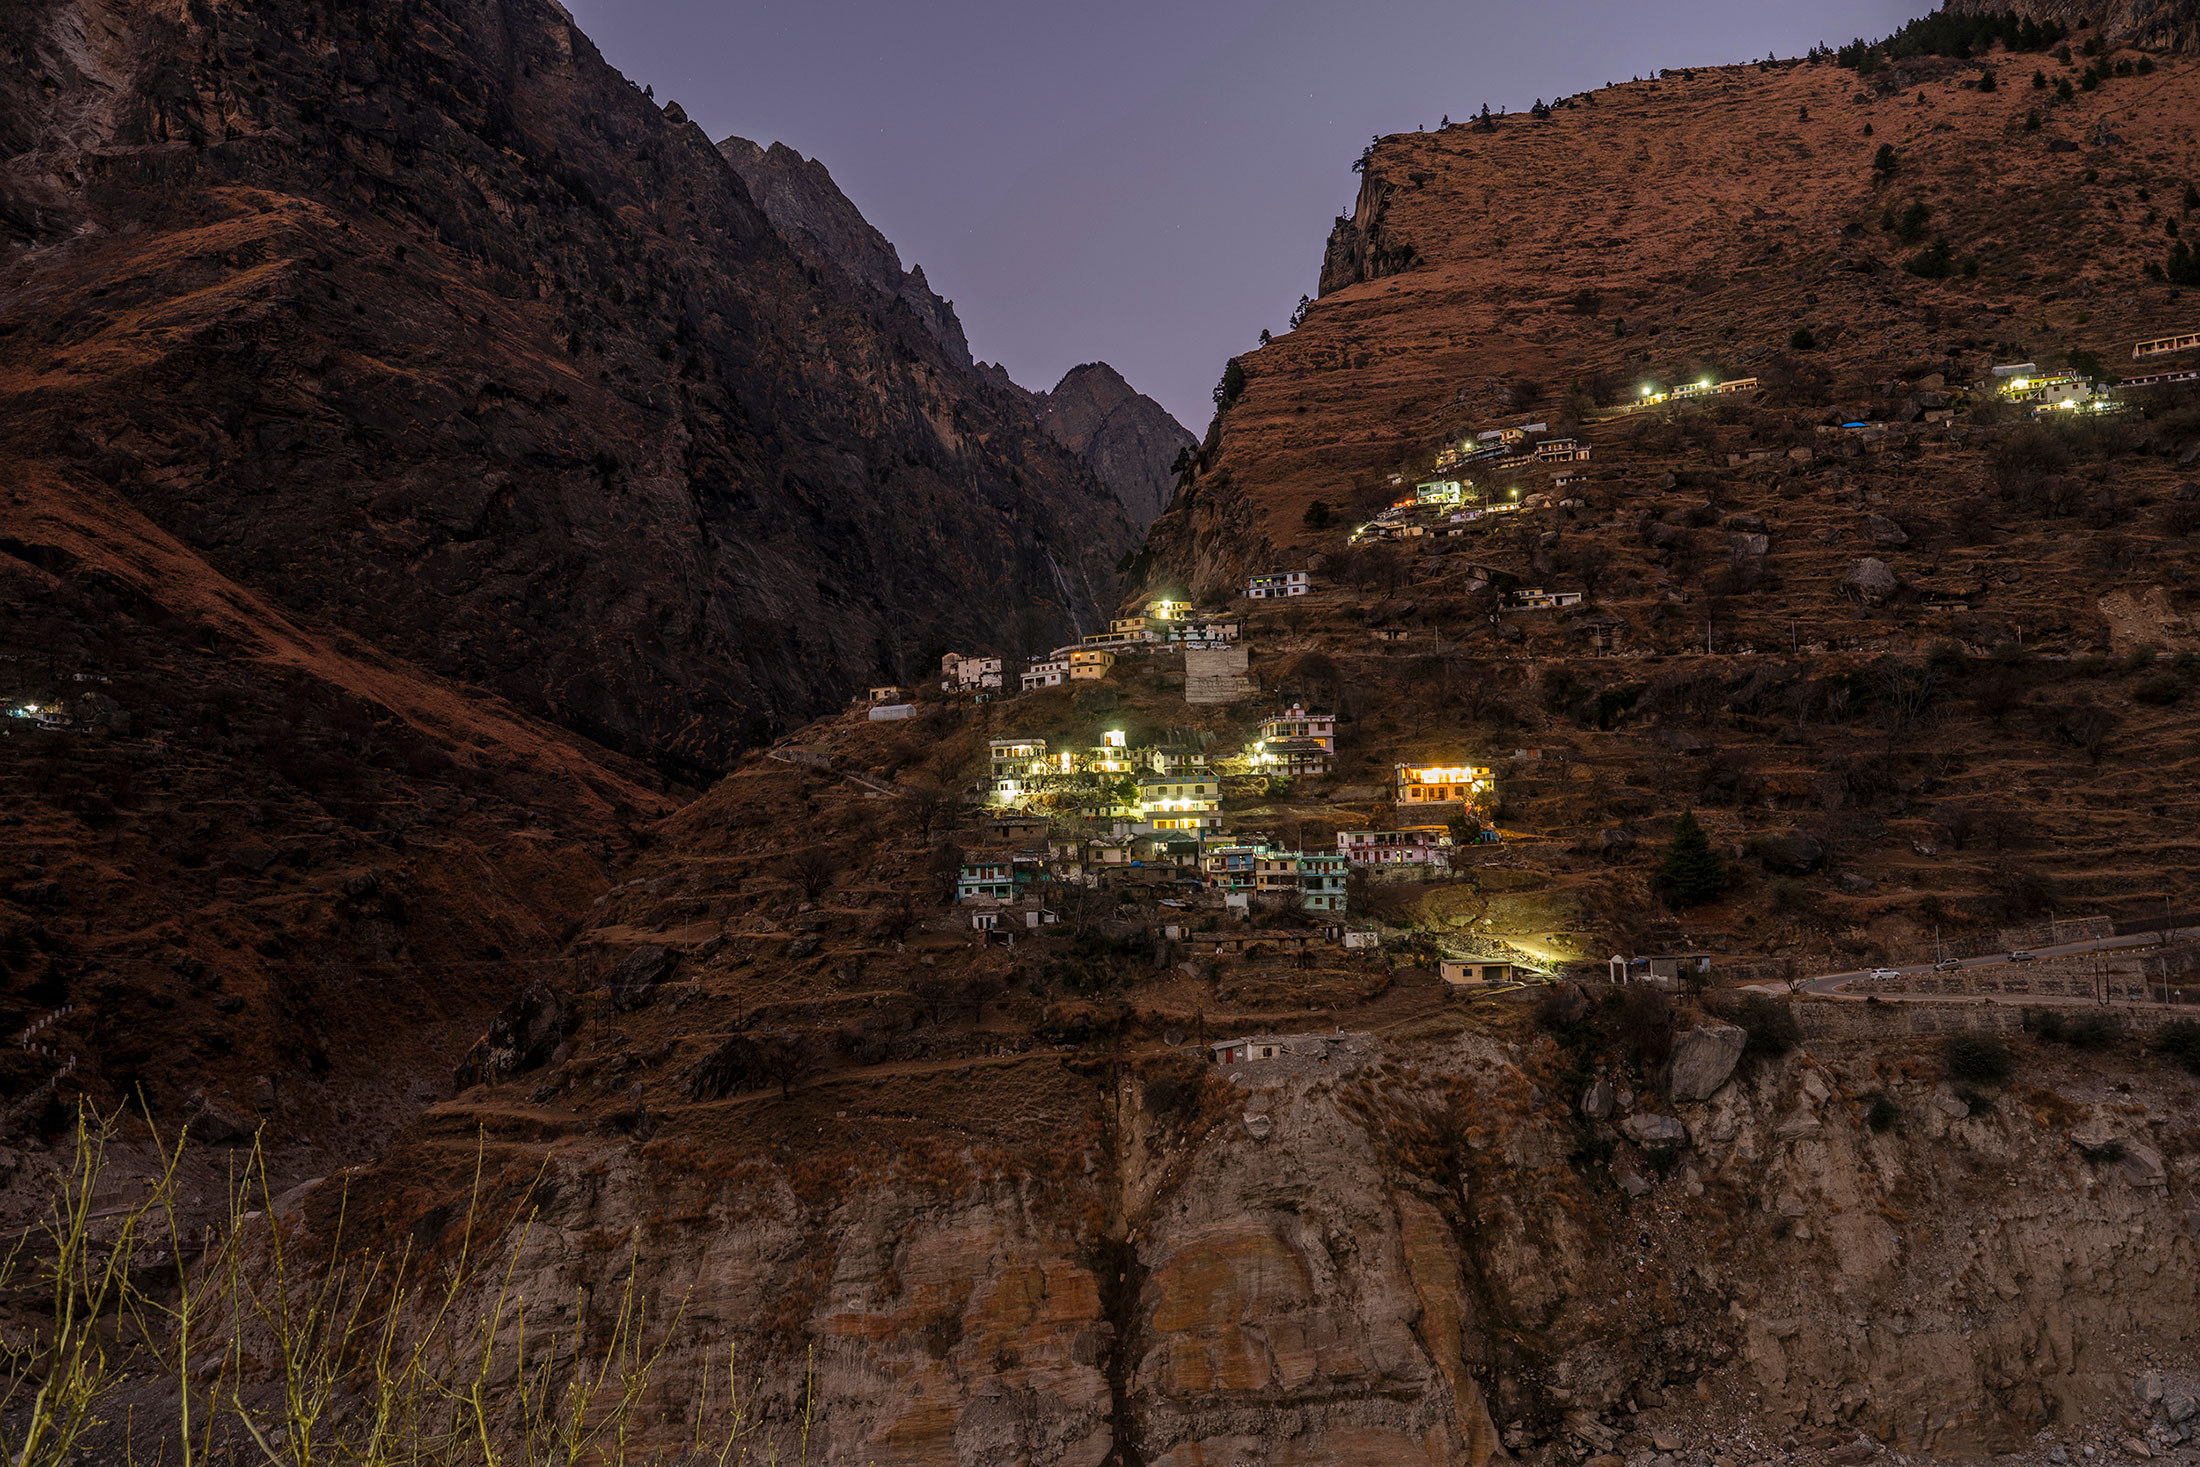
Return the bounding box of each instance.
[0,0,1135,786]
[716,135,976,369]
[717,139,1197,531]
[0,0,1147,1166]
[1033,361,1199,529]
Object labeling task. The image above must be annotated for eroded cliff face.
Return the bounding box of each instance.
[0,0,1133,779]
[1943,0,2200,51]
[716,135,975,370]
[349,1003,2198,1467]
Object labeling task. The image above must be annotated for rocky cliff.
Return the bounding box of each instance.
[1943,0,2200,51]
[0,0,1135,782]
[1034,362,1198,530]
[716,135,975,369]
[715,139,1197,533]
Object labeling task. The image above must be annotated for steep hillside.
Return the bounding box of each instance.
[225,702,2200,1467]
[0,0,1134,782]
[1946,0,2200,50]
[1141,37,2200,956]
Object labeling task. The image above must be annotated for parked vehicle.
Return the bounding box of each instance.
[2008,950,2036,963]
[1869,967,1902,981]
[1934,958,1962,972]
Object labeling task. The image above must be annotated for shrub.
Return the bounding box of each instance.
[1303,499,1336,528]
[1904,237,1958,279]
[1790,326,1818,350]
[1618,984,1675,1067]
[1872,143,1900,178]
[2156,1019,2200,1075]
[1978,67,1998,92]
[1896,199,1933,243]
[1866,1093,1901,1132]
[1720,992,1802,1059]
[2134,674,2188,706]
[2031,69,2047,88]
[2029,1007,2120,1047]
[1945,1032,2015,1084]
[2076,1136,2126,1164]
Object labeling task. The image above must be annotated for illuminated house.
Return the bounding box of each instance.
[1337,827,1453,865]
[1088,729,1136,775]
[1246,571,1310,599]
[939,653,1004,692]
[867,685,906,705]
[1069,648,1116,681]
[1298,852,1349,912]
[1083,618,1158,652]
[990,738,1047,776]
[1533,439,1590,464]
[1260,704,1335,753]
[1998,370,2086,404]
[1414,478,1466,507]
[1021,653,1071,691]
[1139,772,1221,832]
[1144,597,1192,621]
[1395,763,1495,809]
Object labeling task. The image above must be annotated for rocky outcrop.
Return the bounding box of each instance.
[716,136,974,368]
[0,0,1134,779]
[1667,1022,1748,1101]
[1942,0,2200,51]
[1032,364,1196,530]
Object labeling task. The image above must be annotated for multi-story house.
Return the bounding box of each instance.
[1068,648,1116,681]
[939,653,1005,691]
[1394,763,1495,810]
[1021,654,1070,691]
[1260,704,1335,753]
[956,858,1014,902]
[1138,771,1221,833]
[1337,827,1455,866]
[1298,852,1349,912]
[1246,571,1310,599]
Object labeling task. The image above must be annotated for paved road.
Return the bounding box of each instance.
[1799,927,2194,1006]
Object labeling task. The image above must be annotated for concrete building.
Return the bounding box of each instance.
[1246,571,1310,599]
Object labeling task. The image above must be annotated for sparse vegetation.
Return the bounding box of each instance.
[1945,1033,2015,1085]
[1866,1093,1901,1132]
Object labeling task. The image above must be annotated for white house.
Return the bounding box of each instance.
[1260,704,1335,753]
[940,653,1004,692]
[1246,571,1310,599]
[1021,654,1070,691]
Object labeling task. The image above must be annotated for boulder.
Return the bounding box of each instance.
[1666,1021,1747,1102]
[1837,871,1876,894]
[182,1091,257,1147]
[1729,532,1770,559]
[609,944,680,1010]
[1621,1113,1690,1148]
[1753,829,1825,875]
[453,981,577,1087]
[1866,514,1909,546]
[1841,557,1901,605]
[1723,512,1769,533]
[1598,828,1636,861]
[1582,1078,1615,1120]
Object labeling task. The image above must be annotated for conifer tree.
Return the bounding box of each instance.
[1657,811,1727,906]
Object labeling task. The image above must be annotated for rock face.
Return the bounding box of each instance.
[716,137,974,369]
[715,143,1194,533]
[1944,0,2200,51]
[1667,1022,1748,1102]
[1032,363,1197,530]
[0,0,1134,778]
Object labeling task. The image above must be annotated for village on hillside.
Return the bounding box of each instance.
[807,320,2200,1012]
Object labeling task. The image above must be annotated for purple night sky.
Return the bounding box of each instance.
[563,0,1929,429]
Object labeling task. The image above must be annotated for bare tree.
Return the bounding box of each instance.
[753,1029,820,1095]
[901,779,951,841]
[785,846,839,903]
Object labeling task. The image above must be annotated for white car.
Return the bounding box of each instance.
[1868,967,1902,981]
[2008,950,2037,963]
